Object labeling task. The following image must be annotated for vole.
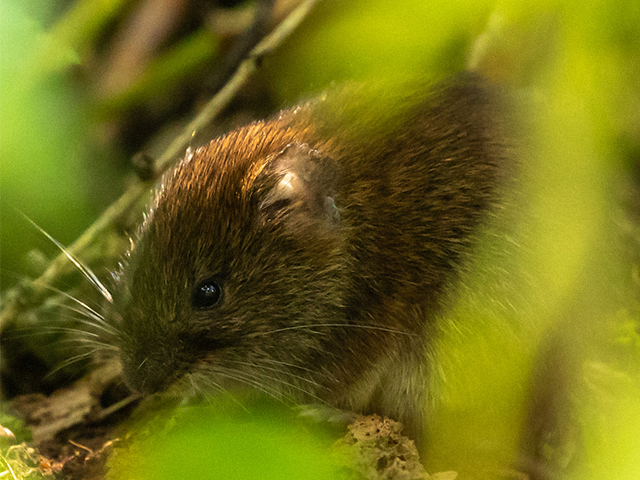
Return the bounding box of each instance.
[111,72,510,444]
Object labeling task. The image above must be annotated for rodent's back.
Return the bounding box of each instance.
[113,73,509,441]
[304,75,507,329]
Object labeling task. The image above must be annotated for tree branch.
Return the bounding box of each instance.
[0,0,320,326]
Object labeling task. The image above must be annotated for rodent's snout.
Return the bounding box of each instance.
[121,351,183,395]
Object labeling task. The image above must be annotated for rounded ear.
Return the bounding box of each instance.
[258,142,340,226]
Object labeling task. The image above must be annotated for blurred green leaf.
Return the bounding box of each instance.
[0,0,101,289]
[266,0,495,102]
[107,397,347,480]
[49,0,127,55]
[98,29,220,115]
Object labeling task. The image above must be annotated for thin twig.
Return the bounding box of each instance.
[154,0,319,175]
[0,0,320,325]
[207,0,276,93]
[93,393,142,421]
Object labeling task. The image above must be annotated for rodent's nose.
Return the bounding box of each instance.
[137,366,172,395]
[122,354,179,394]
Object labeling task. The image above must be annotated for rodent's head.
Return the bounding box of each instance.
[112,121,345,397]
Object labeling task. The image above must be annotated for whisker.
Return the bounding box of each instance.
[58,337,119,351]
[192,376,221,398]
[52,309,117,337]
[21,213,113,303]
[5,323,117,354]
[2,271,113,335]
[226,359,325,389]
[7,325,102,340]
[260,358,332,379]
[250,323,417,338]
[46,348,103,377]
[73,320,117,338]
[6,301,117,343]
[212,369,293,403]
[186,374,250,412]
[184,373,197,397]
[5,288,116,341]
[224,367,328,406]
[51,294,116,335]
[138,358,148,370]
[39,283,107,321]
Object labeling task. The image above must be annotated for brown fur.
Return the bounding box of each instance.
[112,72,510,444]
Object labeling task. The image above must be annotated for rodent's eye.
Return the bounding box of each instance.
[191,278,222,309]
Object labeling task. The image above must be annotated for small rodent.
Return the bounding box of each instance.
[112,72,510,443]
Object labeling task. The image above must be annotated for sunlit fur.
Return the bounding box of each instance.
[109,73,510,443]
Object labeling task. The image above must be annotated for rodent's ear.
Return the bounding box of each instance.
[258,142,340,226]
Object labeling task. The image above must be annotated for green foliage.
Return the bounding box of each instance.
[0,412,32,447]
[0,0,106,289]
[266,0,495,101]
[0,0,217,290]
[265,0,639,477]
[98,30,219,115]
[0,412,39,480]
[0,445,44,480]
[2,0,640,477]
[107,396,348,480]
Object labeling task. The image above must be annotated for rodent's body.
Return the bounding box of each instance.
[113,73,509,442]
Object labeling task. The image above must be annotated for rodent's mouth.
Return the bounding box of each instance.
[121,351,190,395]
[120,332,243,396]
[125,367,180,395]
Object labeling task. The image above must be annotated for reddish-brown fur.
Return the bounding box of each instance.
[112,72,510,443]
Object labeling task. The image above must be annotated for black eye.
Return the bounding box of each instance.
[192,278,222,309]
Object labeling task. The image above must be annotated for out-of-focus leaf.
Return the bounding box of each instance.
[97,29,220,115]
[106,396,348,480]
[266,0,495,102]
[0,1,100,289]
